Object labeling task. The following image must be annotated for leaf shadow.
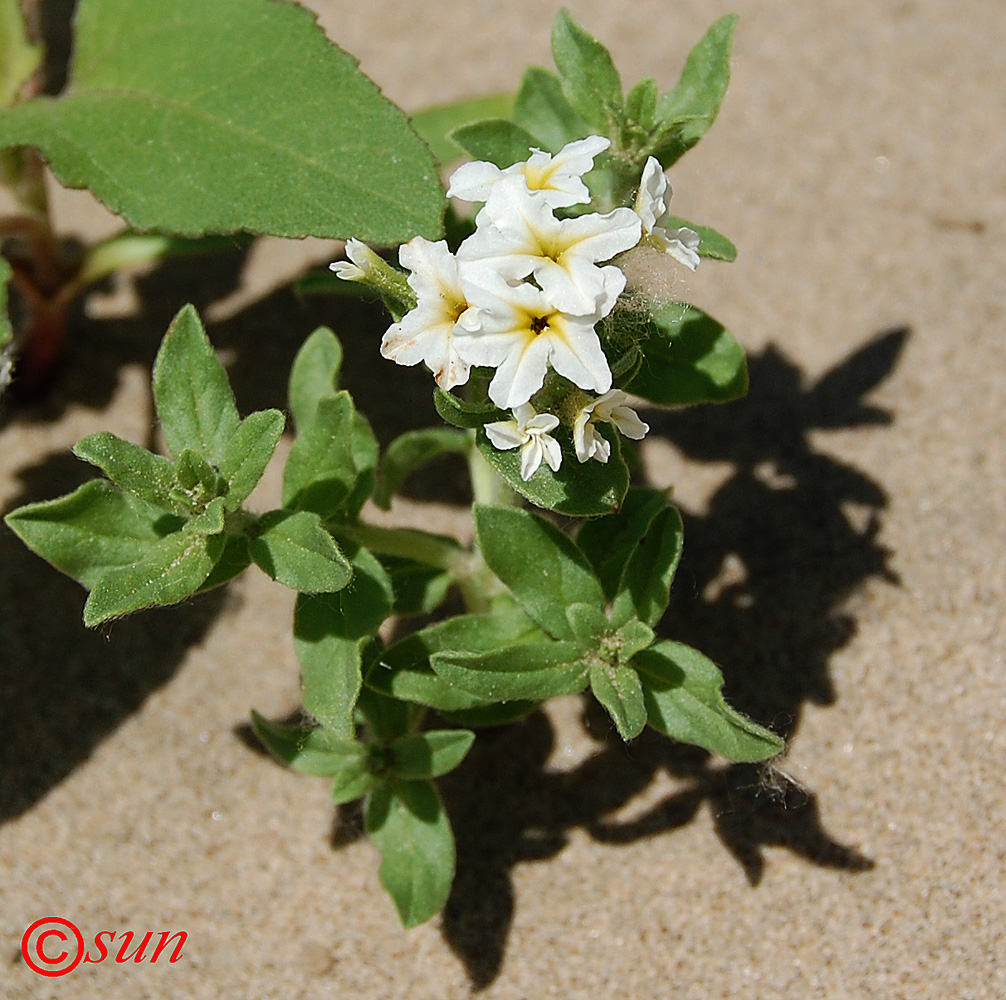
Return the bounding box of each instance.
[423,327,908,988]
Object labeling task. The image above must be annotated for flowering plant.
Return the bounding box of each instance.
[5,6,783,927]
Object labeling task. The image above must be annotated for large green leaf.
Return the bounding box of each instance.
[294,544,393,737]
[5,480,177,589]
[474,505,605,640]
[0,0,444,241]
[623,304,747,407]
[550,9,623,135]
[635,641,784,762]
[366,780,456,928]
[651,14,737,167]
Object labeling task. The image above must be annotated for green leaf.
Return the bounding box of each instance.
[0,0,40,109]
[615,618,655,662]
[282,391,356,516]
[83,529,224,626]
[436,702,540,729]
[5,480,178,589]
[610,505,684,627]
[475,423,628,516]
[433,386,506,429]
[623,304,748,407]
[219,409,285,510]
[366,780,455,928]
[551,9,623,134]
[249,510,352,593]
[182,496,227,536]
[411,92,514,165]
[590,661,647,740]
[330,766,379,806]
[195,533,251,593]
[153,305,239,465]
[432,640,589,702]
[448,118,540,170]
[73,432,182,513]
[174,448,224,503]
[652,14,737,167]
[342,410,380,519]
[379,556,453,616]
[662,216,737,262]
[368,607,542,711]
[575,486,669,599]
[514,66,589,153]
[635,641,785,761]
[475,504,605,640]
[375,427,470,509]
[565,601,608,641]
[625,77,658,131]
[294,544,393,737]
[0,0,444,241]
[356,686,423,744]
[288,327,342,433]
[390,730,475,780]
[250,711,368,777]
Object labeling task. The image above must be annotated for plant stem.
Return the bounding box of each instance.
[332,521,468,575]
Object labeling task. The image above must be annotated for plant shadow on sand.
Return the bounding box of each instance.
[327,327,908,989]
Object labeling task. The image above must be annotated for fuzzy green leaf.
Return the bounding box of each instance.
[390,730,475,780]
[250,711,368,777]
[288,327,342,433]
[366,780,455,928]
[282,391,356,516]
[0,0,444,240]
[83,529,224,626]
[432,640,589,702]
[635,641,785,761]
[73,432,182,513]
[153,305,239,466]
[5,480,179,589]
[623,304,747,407]
[294,544,393,737]
[652,14,737,166]
[514,65,589,153]
[195,533,251,593]
[590,661,647,741]
[375,427,470,509]
[219,409,285,509]
[475,423,628,516]
[368,607,542,711]
[575,487,669,600]
[551,9,623,134]
[625,77,658,131]
[249,510,352,594]
[411,93,514,165]
[449,118,540,170]
[475,504,605,640]
[610,505,684,627]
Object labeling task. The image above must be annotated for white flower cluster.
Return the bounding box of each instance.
[334,139,699,481]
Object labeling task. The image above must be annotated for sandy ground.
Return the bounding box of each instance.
[2,1,1004,997]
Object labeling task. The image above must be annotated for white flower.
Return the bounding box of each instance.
[457,277,612,410]
[329,237,377,281]
[573,390,649,463]
[379,238,474,391]
[484,403,563,481]
[458,183,640,316]
[634,157,701,271]
[447,135,610,213]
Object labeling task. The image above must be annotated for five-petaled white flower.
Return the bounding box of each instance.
[573,389,649,464]
[458,182,640,316]
[457,276,613,410]
[484,403,563,481]
[634,156,701,271]
[380,237,474,391]
[447,135,610,216]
